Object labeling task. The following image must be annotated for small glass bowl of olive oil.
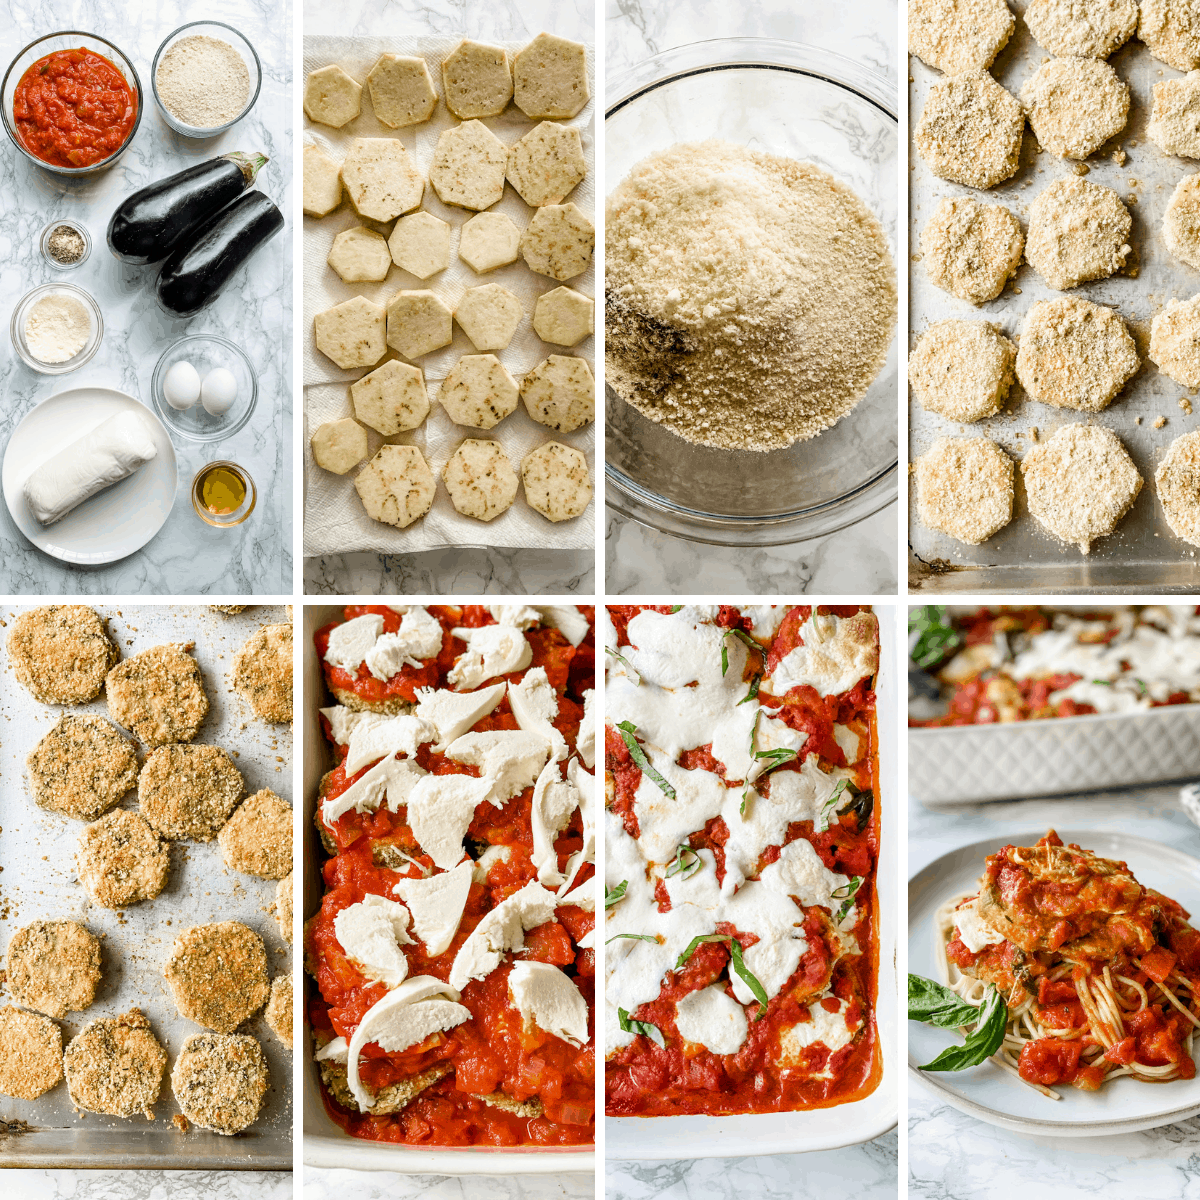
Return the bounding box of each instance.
[191,461,256,527]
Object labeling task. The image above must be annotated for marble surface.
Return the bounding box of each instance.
[604,0,899,595]
[302,0,594,597]
[909,784,1200,1199]
[10,1170,292,1198]
[0,0,292,594]
[303,1166,593,1199]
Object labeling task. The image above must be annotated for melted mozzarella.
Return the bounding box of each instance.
[778,997,856,1064]
[448,880,558,990]
[448,624,532,690]
[833,723,861,764]
[325,615,383,672]
[509,961,590,1046]
[765,610,878,698]
[334,894,414,988]
[675,985,748,1055]
[757,837,850,913]
[954,898,1006,953]
[413,682,506,752]
[393,862,474,957]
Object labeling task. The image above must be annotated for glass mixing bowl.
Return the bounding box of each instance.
[605,38,898,546]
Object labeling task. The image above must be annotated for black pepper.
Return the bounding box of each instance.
[47,224,85,265]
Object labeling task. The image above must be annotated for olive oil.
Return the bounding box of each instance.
[198,464,246,515]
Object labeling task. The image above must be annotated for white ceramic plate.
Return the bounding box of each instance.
[909,830,1200,1136]
[607,606,899,1160]
[2,385,177,564]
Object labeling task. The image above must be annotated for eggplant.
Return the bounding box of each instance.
[107,152,268,265]
[156,191,284,318]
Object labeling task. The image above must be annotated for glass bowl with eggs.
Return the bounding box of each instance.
[151,333,257,442]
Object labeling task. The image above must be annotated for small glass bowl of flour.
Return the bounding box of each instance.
[151,22,261,137]
[10,284,103,375]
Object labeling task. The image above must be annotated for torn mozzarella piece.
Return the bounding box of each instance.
[954,898,1006,952]
[393,862,474,957]
[508,667,567,761]
[757,837,850,914]
[345,714,437,775]
[448,880,557,990]
[576,689,595,768]
[556,758,594,894]
[315,1036,348,1063]
[535,604,589,646]
[445,729,549,804]
[557,879,595,910]
[334,894,414,988]
[345,976,470,1111]
[364,607,445,679]
[675,985,748,1055]
[405,774,493,870]
[448,623,532,690]
[472,843,513,883]
[414,682,506,752]
[487,604,541,628]
[530,759,580,886]
[319,705,381,746]
[508,961,590,1047]
[325,615,384,672]
[321,755,427,828]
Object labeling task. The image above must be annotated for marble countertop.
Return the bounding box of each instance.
[13,1170,292,1199]
[909,785,1200,1198]
[302,0,595,597]
[0,0,292,594]
[604,0,898,595]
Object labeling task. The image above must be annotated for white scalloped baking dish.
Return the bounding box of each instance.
[301,604,596,1175]
[910,705,1200,808]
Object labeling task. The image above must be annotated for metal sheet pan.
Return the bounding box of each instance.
[909,1,1200,593]
[300,603,595,1174]
[0,603,292,1169]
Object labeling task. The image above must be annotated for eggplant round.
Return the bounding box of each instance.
[107,152,268,265]
[155,191,284,319]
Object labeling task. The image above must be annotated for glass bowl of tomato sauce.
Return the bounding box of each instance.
[2,32,143,176]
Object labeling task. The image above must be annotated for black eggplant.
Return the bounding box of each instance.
[156,191,284,319]
[107,152,268,265]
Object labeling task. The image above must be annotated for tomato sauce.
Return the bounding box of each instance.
[310,606,596,1147]
[13,48,137,169]
[603,604,882,1117]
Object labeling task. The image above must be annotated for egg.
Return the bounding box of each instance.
[200,367,238,416]
[163,360,201,410]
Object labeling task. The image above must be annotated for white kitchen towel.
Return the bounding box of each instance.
[303,34,595,555]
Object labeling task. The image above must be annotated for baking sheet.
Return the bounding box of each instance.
[909,2,1200,593]
[0,604,292,1169]
[302,35,596,556]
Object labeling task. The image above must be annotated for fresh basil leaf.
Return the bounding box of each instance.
[909,605,961,670]
[675,933,732,969]
[606,933,659,945]
[738,672,762,705]
[1135,678,1148,695]
[756,747,798,766]
[748,708,762,756]
[604,881,628,909]
[833,876,863,923]
[616,721,676,799]
[605,645,641,684]
[666,844,702,880]
[667,605,683,613]
[1091,678,1112,686]
[821,779,851,827]
[918,984,1007,1072]
[723,628,760,654]
[907,974,985,1029]
[740,782,751,818]
[728,937,770,1021]
[721,641,729,676]
[618,1007,666,1049]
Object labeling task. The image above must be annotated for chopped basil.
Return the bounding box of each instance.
[605,645,641,684]
[676,933,731,968]
[616,721,676,799]
[833,876,863,923]
[738,671,762,705]
[1135,678,1148,695]
[666,844,702,880]
[618,1007,666,1048]
[909,605,961,670]
[756,747,798,767]
[820,779,854,831]
[675,934,769,1020]
[1091,678,1112,686]
[606,933,659,945]
[604,881,628,909]
[909,976,1007,1072]
[667,605,683,613]
[719,624,760,676]
[721,641,729,676]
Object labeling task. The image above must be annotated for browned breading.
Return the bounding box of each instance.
[233,623,293,723]
[106,643,209,747]
[473,1090,545,1117]
[163,922,269,1033]
[0,1006,62,1099]
[76,810,170,908]
[218,788,293,879]
[63,1008,166,1120]
[275,871,294,944]
[27,714,138,821]
[330,684,414,715]
[171,1032,268,1135]
[138,744,244,841]
[7,605,118,704]
[7,920,102,1019]
[319,1058,452,1114]
[210,606,248,614]
[264,974,292,1048]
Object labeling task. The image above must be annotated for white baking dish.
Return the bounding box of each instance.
[910,704,1200,808]
[605,605,899,1159]
[301,604,596,1174]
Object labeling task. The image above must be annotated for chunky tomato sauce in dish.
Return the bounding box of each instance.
[603,604,882,1117]
[13,47,138,169]
[307,604,596,1147]
[910,605,1200,727]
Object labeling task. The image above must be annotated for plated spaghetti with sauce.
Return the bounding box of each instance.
[911,832,1200,1098]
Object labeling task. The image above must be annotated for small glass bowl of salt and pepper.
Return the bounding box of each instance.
[39,219,91,270]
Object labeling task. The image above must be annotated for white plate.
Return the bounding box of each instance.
[909,830,1200,1136]
[2,385,178,564]
[607,606,899,1160]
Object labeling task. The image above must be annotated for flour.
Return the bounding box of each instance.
[156,35,251,129]
[604,140,896,452]
[24,293,91,364]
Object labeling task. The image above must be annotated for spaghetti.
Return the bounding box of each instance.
[930,831,1200,1098]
